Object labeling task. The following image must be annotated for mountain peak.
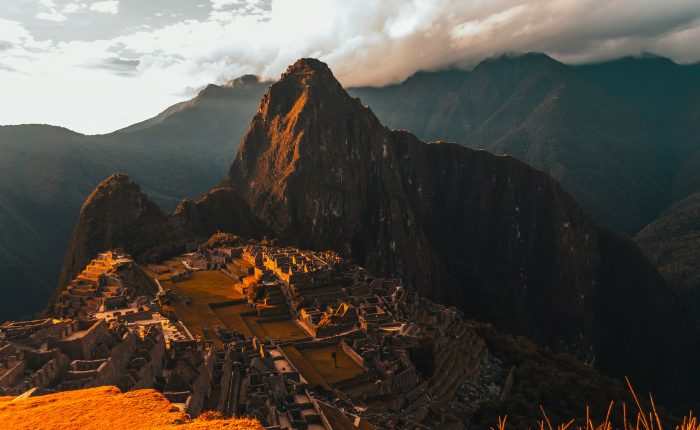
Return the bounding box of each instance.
[83,173,138,207]
[285,57,334,77]
[102,172,131,186]
[273,57,345,98]
[223,74,262,88]
[473,51,565,75]
[228,57,381,189]
[59,174,179,289]
[250,57,354,129]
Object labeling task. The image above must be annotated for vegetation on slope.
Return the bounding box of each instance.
[635,193,700,319]
[0,78,267,321]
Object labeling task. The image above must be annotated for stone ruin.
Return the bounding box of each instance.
[1,242,508,429]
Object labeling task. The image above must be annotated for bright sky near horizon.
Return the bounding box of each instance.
[3,0,700,134]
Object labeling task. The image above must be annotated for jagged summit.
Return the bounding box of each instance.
[57,173,188,291]
[284,57,337,81]
[57,57,700,405]
[80,173,144,210]
[226,57,383,193]
[252,57,352,124]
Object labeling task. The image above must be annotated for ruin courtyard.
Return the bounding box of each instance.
[0,235,506,429]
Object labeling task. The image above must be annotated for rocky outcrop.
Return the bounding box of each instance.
[57,176,265,295]
[59,58,699,405]
[223,58,699,403]
[350,54,680,235]
[173,187,268,238]
[56,174,191,291]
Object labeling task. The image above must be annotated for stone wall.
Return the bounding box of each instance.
[185,347,215,417]
[49,320,112,360]
[341,340,365,369]
[0,360,25,388]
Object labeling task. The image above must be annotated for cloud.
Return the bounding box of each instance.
[0,19,31,45]
[90,0,119,14]
[4,0,700,134]
[107,0,700,88]
[36,11,67,21]
[83,57,140,76]
[63,2,88,13]
[36,0,67,21]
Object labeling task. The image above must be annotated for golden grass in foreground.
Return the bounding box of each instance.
[0,386,263,430]
[492,378,699,430]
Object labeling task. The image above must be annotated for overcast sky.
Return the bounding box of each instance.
[3,0,700,134]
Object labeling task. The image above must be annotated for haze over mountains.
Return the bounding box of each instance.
[352,53,700,234]
[1,52,699,332]
[55,58,700,407]
[0,76,268,320]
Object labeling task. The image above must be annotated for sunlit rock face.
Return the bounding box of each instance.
[223,58,699,403]
[57,173,183,291]
[62,58,700,405]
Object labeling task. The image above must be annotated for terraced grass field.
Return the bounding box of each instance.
[211,303,255,336]
[258,319,308,340]
[168,270,244,346]
[156,267,307,347]
[282,345,364,389]
[300,345,364,385]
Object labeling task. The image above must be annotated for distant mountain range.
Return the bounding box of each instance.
[56,58,700,407]
[351,53,700,234]
[349,53,700,322]
[1,53,699,332]
[0,76,268,320]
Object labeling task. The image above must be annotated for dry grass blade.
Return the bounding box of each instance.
[491,415,508,430]
[561,418,575,430]
[626,376,651,430]
[490,378,700,430]
[649,394,663,430]
[540,405,554,430]
[605,401,615,426]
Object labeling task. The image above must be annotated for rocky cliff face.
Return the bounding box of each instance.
[226,60,598,353]
[223,58,698,403]
[59,59,699,405]
[56,174,191,290]
[173,187,268,238]
[57,175,267,292]
[350,54,677,235]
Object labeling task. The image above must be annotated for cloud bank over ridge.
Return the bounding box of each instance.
[2,0,700,133]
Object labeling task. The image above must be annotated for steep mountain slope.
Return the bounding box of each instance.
[5,54,700,324]
[59,57,699,404]
[56,174,189,290]
[670,91,700,202]
[576,55,697,126]
[219,58,698,404]
[0,125,114,320]
[350,54,690,234]
[57,174,265,292]
[0,77,267,321]
[350,54,700,328]
[227,59,597,349]
[635,193,700,319]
